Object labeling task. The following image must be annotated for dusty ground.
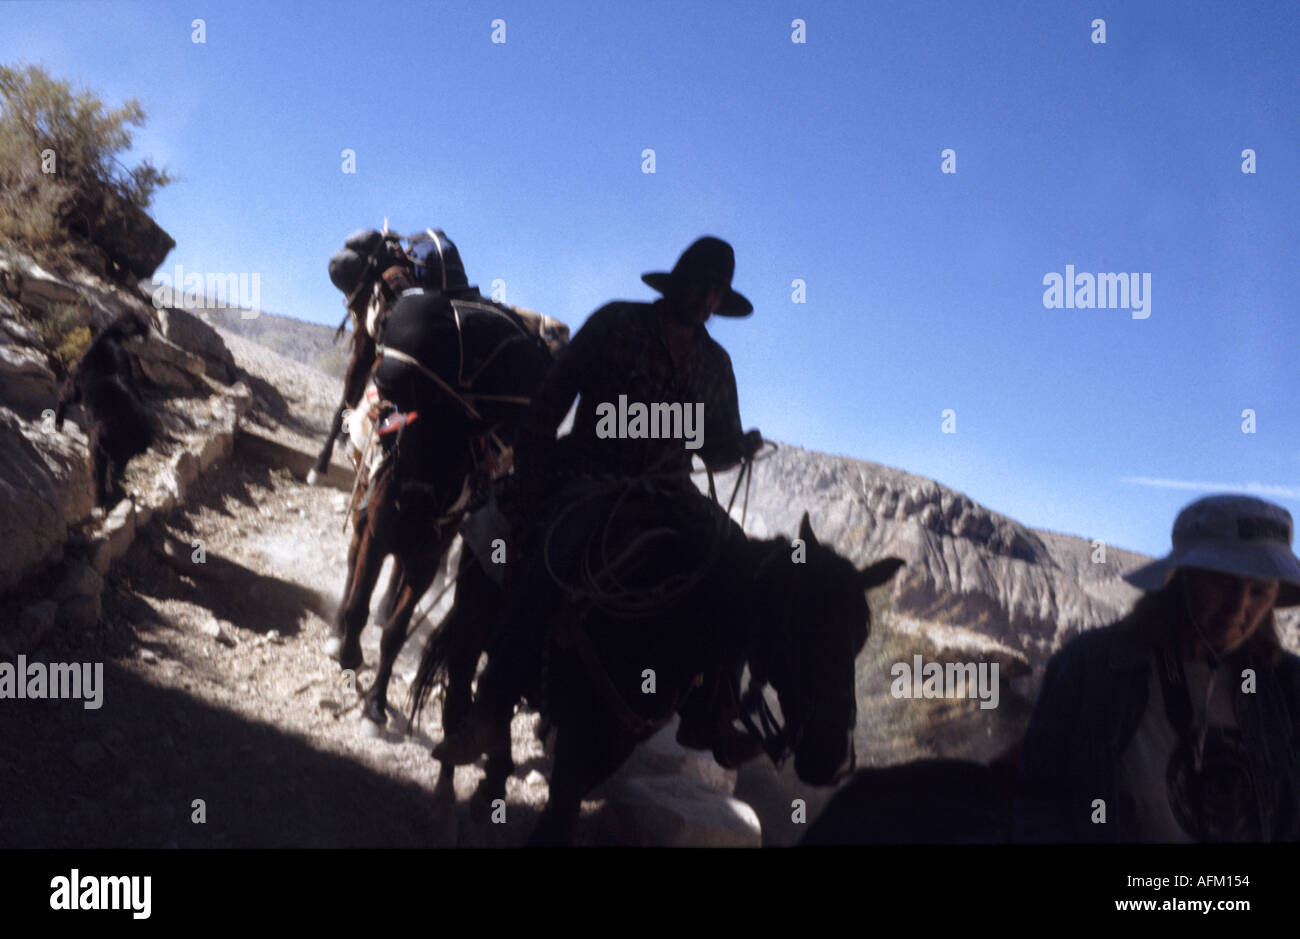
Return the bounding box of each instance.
[0,328,596,848]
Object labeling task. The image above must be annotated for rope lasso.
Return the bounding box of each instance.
[540,473,737,619]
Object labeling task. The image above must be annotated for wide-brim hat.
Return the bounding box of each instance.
[641,236,753,317]
[1123,494,1300,607]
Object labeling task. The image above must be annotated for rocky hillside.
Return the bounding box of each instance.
[139,286,350,380]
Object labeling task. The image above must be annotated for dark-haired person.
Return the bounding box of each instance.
[434,236,764,769]
[1014,494,1300,843]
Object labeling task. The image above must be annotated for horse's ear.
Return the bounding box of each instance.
[860,557,905,591]
[798,511,817,547]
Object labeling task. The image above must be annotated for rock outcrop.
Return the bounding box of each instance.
[0,240,252,645]
[706,443,1150,671]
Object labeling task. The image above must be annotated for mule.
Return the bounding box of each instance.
[332,290,557,727]
[55,312,156,507]
[411,479,905,845]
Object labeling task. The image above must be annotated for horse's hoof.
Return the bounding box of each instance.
[357,715,384,739]
[337,643,363,673]
[362,698,388,727]
[306,468,320,486]
[323,636,343,658]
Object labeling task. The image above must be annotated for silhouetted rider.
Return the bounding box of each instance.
[435,236,763,767]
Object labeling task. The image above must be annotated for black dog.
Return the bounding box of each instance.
[55,313,155,507]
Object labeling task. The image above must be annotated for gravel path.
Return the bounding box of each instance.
[1,331,585,848]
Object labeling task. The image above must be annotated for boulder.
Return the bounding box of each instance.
[592,717,757,846]
[197,429,233,473]
[606,717,737,794]
[0,407,93,592]
[600,774,762,848]
[0,297,42,345]
[132,335,207,389]
[16,263,80,311]
[155,306,237,383]
[60,188,175,281]
[0,340,58,417]
[799,759,1010,845]
[90,499,136,575]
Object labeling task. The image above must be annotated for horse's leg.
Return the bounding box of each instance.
[309,400,346,482]
[528,721,636,847]
[363,543,444,727]
[365,515,458,725]
[310,332,374,482]
[435,589,487,806]
[335,476,395,673]
[376,561,404,625]
[469,733,516,824]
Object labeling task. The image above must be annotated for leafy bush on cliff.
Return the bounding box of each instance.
[0,63,174,249]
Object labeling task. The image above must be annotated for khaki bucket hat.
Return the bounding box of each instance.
[1123,494,1300,607]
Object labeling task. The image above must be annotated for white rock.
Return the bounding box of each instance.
[602,774,762,848]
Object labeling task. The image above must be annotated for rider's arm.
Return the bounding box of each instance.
[698,346,758,472]
[515,303,615,474]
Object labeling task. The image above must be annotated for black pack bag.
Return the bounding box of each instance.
[376,291,550,432]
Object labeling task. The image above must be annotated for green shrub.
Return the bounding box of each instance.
[30,301,92,377]
[0,63,174,250]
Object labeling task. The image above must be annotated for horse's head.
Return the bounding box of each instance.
[750,512,904,786]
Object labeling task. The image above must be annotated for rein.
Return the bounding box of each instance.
[729,542,807,767]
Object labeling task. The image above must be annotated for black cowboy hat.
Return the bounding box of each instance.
[641,236,753,317]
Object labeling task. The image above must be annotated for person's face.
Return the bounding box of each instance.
[672,280,726,326]
[1181,568,1279,655]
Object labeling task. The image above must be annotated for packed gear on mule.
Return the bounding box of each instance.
[366,266,558,523]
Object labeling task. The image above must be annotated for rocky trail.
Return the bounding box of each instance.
[1,328,601,848]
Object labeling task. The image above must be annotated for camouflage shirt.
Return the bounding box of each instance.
[518,300,747,479]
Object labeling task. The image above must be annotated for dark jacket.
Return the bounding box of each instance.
[1013,612,1300,843]
[515,300,748,481]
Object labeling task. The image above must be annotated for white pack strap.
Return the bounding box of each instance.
[381,346,483,423]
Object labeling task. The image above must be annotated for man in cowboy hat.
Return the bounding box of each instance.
[434,235,764,768]
[1014,494,1300,843]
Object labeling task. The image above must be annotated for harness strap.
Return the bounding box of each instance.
[381,346,484,423]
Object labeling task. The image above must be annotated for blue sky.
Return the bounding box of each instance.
[4,0,1297,558]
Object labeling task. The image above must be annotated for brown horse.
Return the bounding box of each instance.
[333,410,474,726]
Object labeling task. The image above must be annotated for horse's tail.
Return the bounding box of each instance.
[409,620,452,730]
[408,555,475,727]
